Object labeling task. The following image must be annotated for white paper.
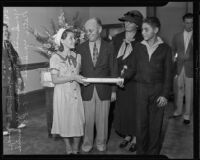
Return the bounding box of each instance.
[82,78,124,83]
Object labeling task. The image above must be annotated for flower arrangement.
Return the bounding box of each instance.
[28,9,86,59]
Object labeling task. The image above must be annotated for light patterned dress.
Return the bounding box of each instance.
[50,51,85,137]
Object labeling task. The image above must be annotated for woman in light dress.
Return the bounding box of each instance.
[50,28,87,154]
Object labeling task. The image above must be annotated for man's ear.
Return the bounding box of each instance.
[98,26,102,34]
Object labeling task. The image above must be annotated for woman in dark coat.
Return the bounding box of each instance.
[112,10,143,152]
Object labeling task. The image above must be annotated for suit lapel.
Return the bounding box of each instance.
[185,34,193,54]
[180,32,185,52]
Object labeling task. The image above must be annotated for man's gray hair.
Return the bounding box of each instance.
[85,17,102,27]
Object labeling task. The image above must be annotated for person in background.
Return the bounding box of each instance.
[2,23,26,136]
[50,28,86,154]
[118,17,172,154]
[171,13,193,125]
[77,18,118,152]
[112,10,143,152]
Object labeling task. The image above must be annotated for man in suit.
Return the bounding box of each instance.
[77,18,117,152]
[172,13,193,125]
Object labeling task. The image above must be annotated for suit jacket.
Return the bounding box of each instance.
[77,39,118,101]
[172,31,193,78]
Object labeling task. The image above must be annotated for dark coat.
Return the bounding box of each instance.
[112,31,143,135]
[124,42,173,99]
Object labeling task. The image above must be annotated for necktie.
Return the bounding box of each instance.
[93,42,99,66]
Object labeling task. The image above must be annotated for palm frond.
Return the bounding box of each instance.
[72,12,82,28]
[28,26,49,44]
[27,26,35,35]
[41,26,52,37]
[50,19,57,34]
[29,9,86,59]
[35,35,49,44]
[72,12,79,22]
[63,10,68,23]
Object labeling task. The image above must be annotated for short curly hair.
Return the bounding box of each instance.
[143,17,161,31]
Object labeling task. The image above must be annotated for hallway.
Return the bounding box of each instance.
[3,101,193,158]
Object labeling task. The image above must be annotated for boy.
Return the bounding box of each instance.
[118,17,172,154]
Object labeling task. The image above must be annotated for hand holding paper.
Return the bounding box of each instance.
[116,77,124,88]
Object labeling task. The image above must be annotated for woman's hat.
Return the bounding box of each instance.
[53,28,66,46]
[118,10,143,27]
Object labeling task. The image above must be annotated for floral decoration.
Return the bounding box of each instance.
[28,9,86,59]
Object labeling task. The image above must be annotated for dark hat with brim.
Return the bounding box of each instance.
[118,10,143,27]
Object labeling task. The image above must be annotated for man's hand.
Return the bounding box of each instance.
[111,92,116,102]
[83,82,90,86]
[157,96,168,107]
[116,78,124,88]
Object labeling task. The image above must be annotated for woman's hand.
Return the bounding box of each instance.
[111,92,116,102]
[74,75,84,84]
[74,75,89,86]
[116,77,124,88]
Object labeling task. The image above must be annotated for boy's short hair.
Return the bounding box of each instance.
[143,17,161,31]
